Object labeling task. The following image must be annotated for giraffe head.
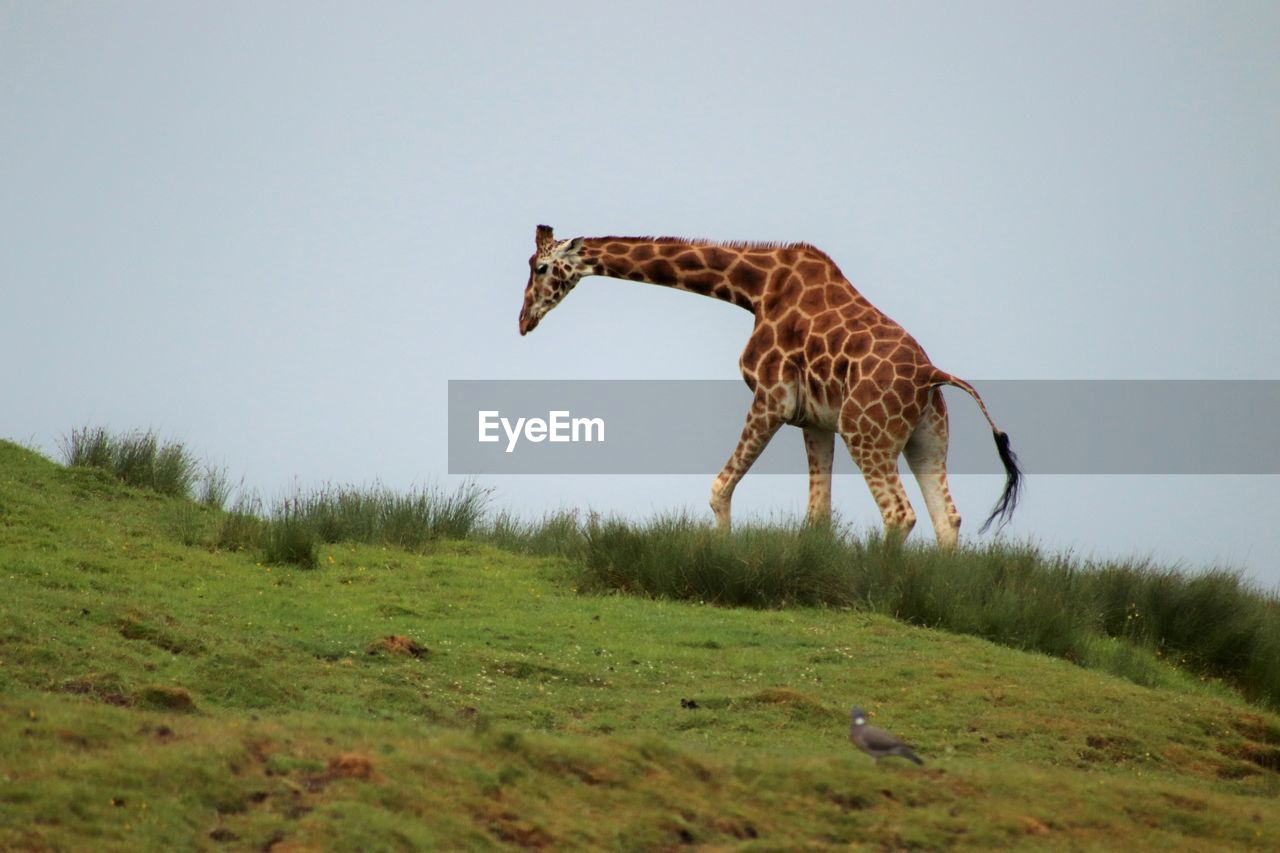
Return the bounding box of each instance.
[519,224,587,335]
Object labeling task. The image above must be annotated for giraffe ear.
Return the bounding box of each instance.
[535,224,555,251]
[564,237,583,254]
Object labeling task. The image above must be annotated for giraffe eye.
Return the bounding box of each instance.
[537,264,549,276]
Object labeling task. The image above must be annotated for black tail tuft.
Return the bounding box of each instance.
[979,430,1022,534]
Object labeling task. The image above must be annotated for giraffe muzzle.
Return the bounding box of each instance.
[518,310,540,336]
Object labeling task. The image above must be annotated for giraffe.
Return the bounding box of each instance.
[517,225,1021,548]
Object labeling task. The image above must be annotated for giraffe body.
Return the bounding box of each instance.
[518,226,1020,546]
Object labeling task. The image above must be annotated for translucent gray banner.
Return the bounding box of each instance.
[447,380,1280,475]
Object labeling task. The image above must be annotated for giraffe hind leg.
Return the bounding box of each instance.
[904,391,961,550]
[843,436,917,542]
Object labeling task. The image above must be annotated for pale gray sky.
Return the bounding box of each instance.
[3,3,1278,583]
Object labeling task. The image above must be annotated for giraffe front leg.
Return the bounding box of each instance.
[802,427,835,527]
[709,477,733,531]
[710,396,785,531]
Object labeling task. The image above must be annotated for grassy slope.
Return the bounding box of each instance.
[1,440,1278,850]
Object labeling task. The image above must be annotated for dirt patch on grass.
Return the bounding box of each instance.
[1229,741,1280,773]
[289,752,384,793]
[827,790,875,812]
[207,826,239,844]
[1021,816,1052,836]
[246,738,276,765]
[491,658,608,687]
[139,723,176,743]
[61,678,194,713]
[55,729,94,750]
[1079,734,1144,764]
[741,688,843,722]
[1215,759,1263,780]
[61,678,131,707]
[1160,792,1208,812]
[325,752,377,781]
[475,805,553,848]
[1232,713,1280,747]
[138,685,197,712]
[366,635,428,657]
[119,616,206,655]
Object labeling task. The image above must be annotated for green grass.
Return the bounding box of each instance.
[39,431,1280,709]
[197,463,236,510]
[560,514,1280,710]
[4,437,1280,849]
[480,508,587,559]
[59,427,206,501]
[152,474,491,570]
[292,481,491,550]
[193,480,491,568]
[263,498,320,569]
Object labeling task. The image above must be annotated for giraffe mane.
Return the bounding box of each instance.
[580,234,846,280]
[592,235,837,264]
[622,235,819,252]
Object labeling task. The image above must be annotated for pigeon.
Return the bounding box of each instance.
[849,707,924,765]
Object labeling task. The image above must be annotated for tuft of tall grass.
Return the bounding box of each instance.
[566,515,1280,709]
[480,509,587,560]
[61,425,114,470]
[263,498,319,569]
[289,481,491,550]
[581,514,862,608]
[206,482,489,566]
[216,494,265,553]
[167,503,211,548]
[198,464,236,510]
[60,427,199,498]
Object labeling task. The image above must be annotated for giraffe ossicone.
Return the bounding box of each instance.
[517,225,1021,547]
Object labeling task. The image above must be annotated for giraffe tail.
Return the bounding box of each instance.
[929,370,1023,533]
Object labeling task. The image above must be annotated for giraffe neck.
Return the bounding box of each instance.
[578,237,770,313]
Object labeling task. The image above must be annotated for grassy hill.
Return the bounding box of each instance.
[2,438,1279,850]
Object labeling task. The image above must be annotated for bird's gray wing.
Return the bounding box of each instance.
[861,725,907,751]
